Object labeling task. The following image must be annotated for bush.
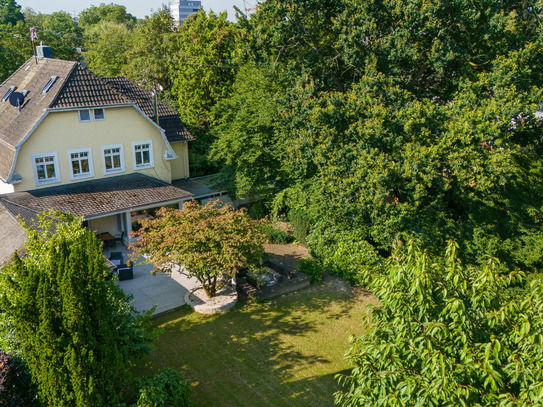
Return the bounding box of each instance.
[260,223,295,244]
[134,368,193,407]
[298,257,323,284]
[289,211,311,245]
[307,224,385,287]
[0,350,40,407]
[248,201,269,219]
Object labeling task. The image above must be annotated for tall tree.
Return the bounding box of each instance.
[0,212,153,406]
[211,63,284,199]
[84,20,132,76]
[123,6,178,104]
[171,10,240,176]
[0,0,24,25]
[337,241,543,406]
[41,11,82,61]
[78,3,137,30]
[214,0,543,271]
[0,20,31,82]
[242,0,349,92]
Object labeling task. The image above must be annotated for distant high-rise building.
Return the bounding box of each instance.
[170,0,202,26]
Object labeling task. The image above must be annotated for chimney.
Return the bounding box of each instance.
[36,42,52,59]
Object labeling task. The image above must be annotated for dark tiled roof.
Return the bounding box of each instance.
[102,76,194,142]
[51,64,130,109]
[0,173,193,219]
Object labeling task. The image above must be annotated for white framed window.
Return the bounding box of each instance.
[93,108,105,121]
[133,140,154,170]
[102,144,124,174]
[32,152,60,186]
[79,109,91,122]
[68,148,94,180]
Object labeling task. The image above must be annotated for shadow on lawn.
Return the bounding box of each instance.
[281,368,352,407]
[136,287,368,406]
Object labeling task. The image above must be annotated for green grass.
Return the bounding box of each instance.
[132,282,376,407]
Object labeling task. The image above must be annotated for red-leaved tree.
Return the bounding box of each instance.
[129,200,265,298]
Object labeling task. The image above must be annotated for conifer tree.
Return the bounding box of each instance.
[1,212,153,407]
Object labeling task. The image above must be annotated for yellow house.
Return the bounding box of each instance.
[0,49,198,255]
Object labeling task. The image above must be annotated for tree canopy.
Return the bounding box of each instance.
[337,241,543,406]
[0,212,153,406]
[213,0,543,272]
[78,3,136,30]
[129,200,265,298]
[0,0,23,25]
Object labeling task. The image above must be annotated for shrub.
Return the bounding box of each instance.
[249,201,269,219]
[306,224,385,287]
[0,350,40,407]
[328,239,385,287]
[289,211,311,245]
[134,368,193,407]
[298,257,323,284]
[260,223,295,244]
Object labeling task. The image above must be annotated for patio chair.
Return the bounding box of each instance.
[109,252,123,267]
[117,263,133,281]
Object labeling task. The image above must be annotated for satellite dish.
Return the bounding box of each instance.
[9,92,25,108]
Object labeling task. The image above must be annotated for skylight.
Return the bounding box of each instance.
[2,86,15,102]
[41,75,59,94]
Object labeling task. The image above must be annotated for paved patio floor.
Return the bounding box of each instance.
[103,245,200,316]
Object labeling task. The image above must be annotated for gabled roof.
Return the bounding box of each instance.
[0,57,194,184]
[102,76,194,143]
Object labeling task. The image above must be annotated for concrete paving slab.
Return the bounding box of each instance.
[103,246,200,316]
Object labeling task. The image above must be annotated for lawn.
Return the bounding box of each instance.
[132,276,378,406]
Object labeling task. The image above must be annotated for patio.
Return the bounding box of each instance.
[103,245,200,316]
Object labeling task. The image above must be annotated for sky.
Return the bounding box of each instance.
[16,0,253,21]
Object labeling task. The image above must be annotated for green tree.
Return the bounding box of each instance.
[211,63,283,199]
[0,212,153,406]
[22,7,43,27]
[78,3,136,30]
[171,10,239,176]
[216,0,543,271]
[337,241,543,406]
[84,20,132,76]
[129,200,265,298]
[123,6,178,104]
[41,11,82,60]
[0,0,24,25]
[0,20,31,82]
